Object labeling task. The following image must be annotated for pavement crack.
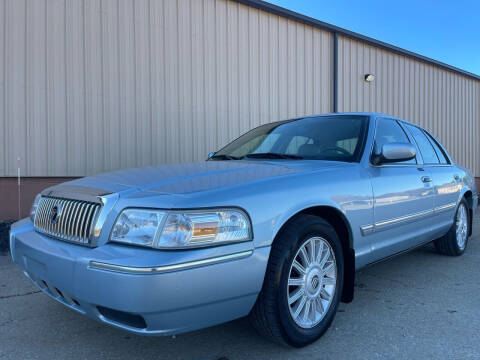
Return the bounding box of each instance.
[0,290,41,299]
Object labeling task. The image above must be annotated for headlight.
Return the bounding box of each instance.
[30,194,41,222]
[110,209,165,247]
[110,208,251,249]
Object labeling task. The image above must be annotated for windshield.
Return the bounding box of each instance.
[211,115,369,162]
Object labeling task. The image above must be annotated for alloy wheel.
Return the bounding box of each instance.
[456,204,468,250]
[287,237,337,329]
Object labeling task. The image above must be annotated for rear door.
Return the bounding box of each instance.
[403,125,460,236]
[367,118,435,260]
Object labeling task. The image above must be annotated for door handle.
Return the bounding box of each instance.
[421,176,432,183]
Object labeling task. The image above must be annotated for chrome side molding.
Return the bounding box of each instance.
[433,202,456,213]
[375,209,434,230]
[360,224,374,236]
[361,202,457,235]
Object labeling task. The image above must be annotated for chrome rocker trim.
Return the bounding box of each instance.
[89,250,254,274]
[375,209,434,229]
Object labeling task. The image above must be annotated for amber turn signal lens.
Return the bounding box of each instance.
[193,221,219,237]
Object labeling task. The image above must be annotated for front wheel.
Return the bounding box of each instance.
[249,215,344,347]
[434,199,470,256]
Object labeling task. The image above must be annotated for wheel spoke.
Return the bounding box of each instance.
[303,299,311,323]
[299,247,310,267]
[309,239,316,263]
[293,260,306,275]
[322,261,334,275]
[288,277,305,287]
[322,277,336,286]
[288,287,305,304]
[319,248,330,269]
[293,296,307,319]
[315,240,324,263]
[320,288,331,301]
[315,297,324,314]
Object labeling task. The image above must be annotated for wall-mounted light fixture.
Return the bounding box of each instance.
[364,74,375,82]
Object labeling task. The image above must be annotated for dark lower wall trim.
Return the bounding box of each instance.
[0,177,78,221]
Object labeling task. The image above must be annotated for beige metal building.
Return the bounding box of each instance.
[0,0,479,220]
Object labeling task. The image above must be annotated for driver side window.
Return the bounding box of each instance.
[374,119,416,164]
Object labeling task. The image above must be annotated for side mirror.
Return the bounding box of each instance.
[372,142,416,165]
[207,152,215,159]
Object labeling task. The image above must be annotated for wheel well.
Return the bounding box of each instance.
[463,190,473,208]
[277,206,355,303]
[300,207,352,249]
[463,191,473,237]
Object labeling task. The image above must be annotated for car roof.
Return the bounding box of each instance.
[300,112,418,127]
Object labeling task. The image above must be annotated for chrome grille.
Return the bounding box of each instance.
[34,196,101,245]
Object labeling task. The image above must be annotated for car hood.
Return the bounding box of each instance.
[61,160,349,196]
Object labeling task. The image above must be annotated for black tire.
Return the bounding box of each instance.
[434,199,470,256]
[249,214,344,347]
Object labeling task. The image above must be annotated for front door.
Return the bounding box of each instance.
[367,118,435,261]
[404,125,460,237]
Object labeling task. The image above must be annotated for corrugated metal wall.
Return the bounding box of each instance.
[0,0,333,177]
[338,36,480,175]
[1,0,478,178]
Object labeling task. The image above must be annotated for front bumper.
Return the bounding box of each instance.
[10,219,268,335]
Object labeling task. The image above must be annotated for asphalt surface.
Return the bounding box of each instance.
[1,216,480,360]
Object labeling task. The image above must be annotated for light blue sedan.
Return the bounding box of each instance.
[10,113,478,347]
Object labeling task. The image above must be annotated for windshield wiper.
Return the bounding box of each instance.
[209,154,242,160]
[244,153,304,160]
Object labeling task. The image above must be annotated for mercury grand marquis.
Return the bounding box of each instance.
[10,113,478,347]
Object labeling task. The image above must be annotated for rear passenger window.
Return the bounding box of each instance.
[424,131,449,164]
[374,119,416,164]
[405,125,439,164]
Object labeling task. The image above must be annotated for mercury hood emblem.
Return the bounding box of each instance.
[50,204,62,224]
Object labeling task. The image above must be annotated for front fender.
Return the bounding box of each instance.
[271,200,348,243]
[458,185,474,208]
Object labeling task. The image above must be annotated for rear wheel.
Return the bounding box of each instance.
[249,215,344,347]
[434,199,470,256]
